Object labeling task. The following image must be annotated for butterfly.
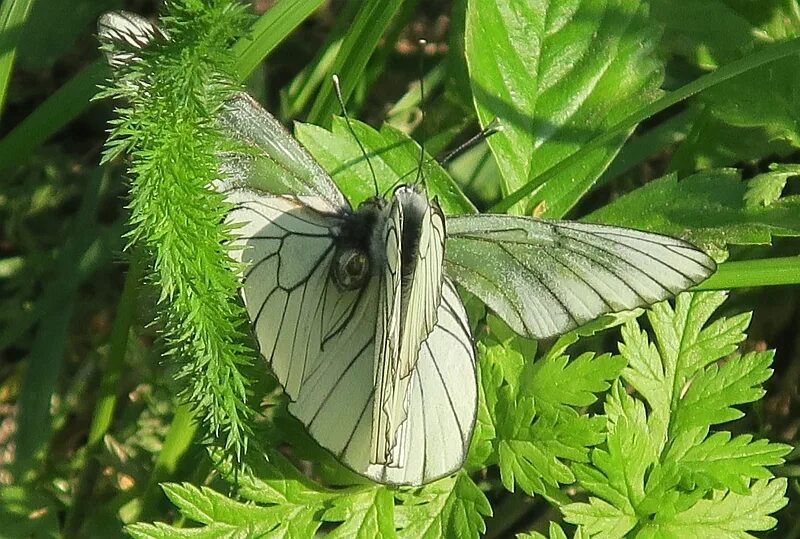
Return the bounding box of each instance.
[98,11,716,486]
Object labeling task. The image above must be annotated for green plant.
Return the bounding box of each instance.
[2,0,800,537]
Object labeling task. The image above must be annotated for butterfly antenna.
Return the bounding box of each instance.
[438,118,502,166]
[413,39,428,188]
[384,119,503,195]
[332,74,380,197]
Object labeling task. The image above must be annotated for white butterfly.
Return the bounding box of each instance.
[99,11,716,486]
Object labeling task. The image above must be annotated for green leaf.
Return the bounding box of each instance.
[529,352,626,415]
[517,522,572,539]
[744,163,800,208]
[562,495,638,539]
[702,56,800,148]
[672,350,773,432]
[466,343,504,469]
[651,479,788,538]
[652,0,786,65]
[490,339,619,496]
[563,293,788,537]
[465,0,663,216]
[231,0,327,83]
[215,448,330,505]
[586,170,800,249]
[667,431,792,494]
[654,2,800,169]
[125,483,320,538]
[326,487,396,539]
[396,472,491,539]
[306,0,403,126]
[581,384,657,512]
[16,0,120,71]
[295,118,476,214]
[0,0,36,115]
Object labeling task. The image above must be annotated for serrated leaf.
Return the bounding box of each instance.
[593,395,657,509]
[651,479,788,538]
[562,496,638,539]
[396,472,491,539]
[544,310,642,362]
[497,395,604,496]
[134,483,318,538]
[566,293,787,538]
[668,431,792,494]
[326,487,395,539]
[466,344,504,469]
[744,164,800,208]
[498,436,574,496]
[214,448,330,505]
[648,293,749,380]
[465,0,663,216]
[489,342,617,495]
[527,352,626,415]
[587,170,800,249]
[517,522,571,539]
[672,351,773,432]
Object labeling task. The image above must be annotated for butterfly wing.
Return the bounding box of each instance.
[225,190,368,399]
[371,187,446,466]
[372,279,476,485]
[445,214,716,339]
[98,11,167,67]
[218,94,350,212]
[227,188,474,485]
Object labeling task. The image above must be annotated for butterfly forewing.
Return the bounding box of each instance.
[445,214,716,339]
[218,93,350,212]
[225,191,360,397]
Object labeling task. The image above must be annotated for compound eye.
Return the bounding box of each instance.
[332,249,370,290]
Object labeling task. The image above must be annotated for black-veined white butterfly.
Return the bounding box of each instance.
[99,11,716,486]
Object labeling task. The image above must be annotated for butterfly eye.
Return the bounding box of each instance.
[332,249,370,290]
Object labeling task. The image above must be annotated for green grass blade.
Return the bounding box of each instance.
[0,0,35,116]
[595,108,697,191]
[231,0,326,82]
[13,230,118,477]
[63,253,142,536]
[306,0,403,127]
[694,257,800,290]
[0,60,107,172]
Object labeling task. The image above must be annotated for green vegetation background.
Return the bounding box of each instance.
[1,0,800,537]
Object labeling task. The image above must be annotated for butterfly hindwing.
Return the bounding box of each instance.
[372,279,476,485]
[371,187,449,467]
[445,214,716,339]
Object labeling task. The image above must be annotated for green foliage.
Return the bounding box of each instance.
[295,118,476,214]
[654,0,800,172]
[99,0,256,461]
[587,169,800,250]
[3,0,800,537]
[465,0,664,217]
[126,450,490,538]
[562,292,790,537]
